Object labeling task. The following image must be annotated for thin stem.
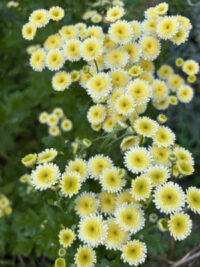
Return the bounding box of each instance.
[94,59,99,73]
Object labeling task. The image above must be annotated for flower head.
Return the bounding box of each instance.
[78,215,108,247]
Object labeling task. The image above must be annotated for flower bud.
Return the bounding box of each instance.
[157,114,167,124]
[157,218,169,232]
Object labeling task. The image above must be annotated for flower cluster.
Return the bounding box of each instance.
[0,193,12,218]
[22,1,198,134]
[21,1,200,267]
[21,112,199,266]
[39,107,73,136]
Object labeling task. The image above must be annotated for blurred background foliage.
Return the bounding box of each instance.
[0,0,200,266]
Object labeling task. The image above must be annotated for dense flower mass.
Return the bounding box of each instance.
[20,1,200,266]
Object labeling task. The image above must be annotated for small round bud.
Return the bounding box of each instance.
[157,114,167,124]
[58,248,66,257]
[82,65,89,73]
[187,75,196,83]
[55,258,66,267]
[157,218,169,232]
[175,57,184,67]
[149,213,158,223]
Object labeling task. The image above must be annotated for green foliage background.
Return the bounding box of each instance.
[0,0,200,266]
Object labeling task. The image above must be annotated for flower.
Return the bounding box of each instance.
[60,172,82,197]
[153,182,185,214]
[22,23,36,40]
[52,71,72,91]
[105,219,128,250]
[140,35,160,60]
[99,191,116,214]
[157,16,179,39]
[120,136,139,151]
[139,59,154,73]
[187,75,196,83]
[37,148,58,164]
[74,246,96,267]
[78,215,108,247]
[114,203,145,233]
[31,163,60,190]
[49,6,64,21]
[103,35,117,52]
[75,192,98,217]
[145,165,169,186]
[87,104,106,125]
[61,119,73,131]
[109,20,133,45]
[177,85,194,103]
[46,49,65,71]
[87,26,104,40]
[131,175,152,201]
[44,34,63,50]
[124,147,151,174]
[167,74,184,91]
[126,79,151,105]
[81,37,102,61]
[186,187,200,214]
[171,27,189,45]
[30,48,46,72]
[106,6,125,22]
[71,70,80,81]
[53,107,64,118]
[152,79,168,102]
[154,2,168,15]
[153,97,170,110]
[121,240,147,266]
[177,160,194,176]
[102,116,116,132]
[49,126,60,136]
[105,49,129,69]
[116,190,138,205]
[123,42,141,64]
[134,116,158,137]
[157,64,174,80]
[174,147,194,165]
[66,158,88,182]
[100,167,124,193]
[88,155,113,179]
[59,228,75,248]
[86,73,112,101]
[153,126,175,147]
[114,94,135,115]
[182,60,199,75]
[176,15,192,31]
[110,69,129,89]
[63,39,81,61]
[129,66,142,77]
[168,212,192,241]
[47,114,59,126]
[130,20,142,40]
[60,25,78,40]
[91,14,102,23]
[29,9,49,28]
[22,153,37,167]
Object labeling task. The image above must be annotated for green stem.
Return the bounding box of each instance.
[94,59,99,73]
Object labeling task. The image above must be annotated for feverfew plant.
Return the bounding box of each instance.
[20,1,200,266]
